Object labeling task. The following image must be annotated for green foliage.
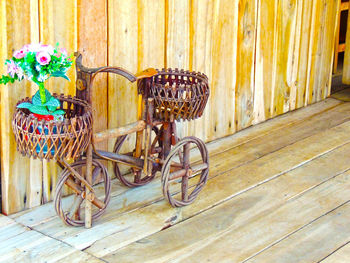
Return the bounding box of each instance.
[0,43,72,118]
[28,105,50,115]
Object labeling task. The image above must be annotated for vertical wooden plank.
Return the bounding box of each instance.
[208,0,238,141]
[255,0,277,122]
[307,0,339,101]
[0,0,6,213]
[295,0,313,108]
[26,0,42,210]
[188,0,214,142]
[1,0,39,214]
[289,0,302,111]
[77,0,107,135]
[39,0,77,203]
[305,0,323,105]
[0,0,8,214]
[166,0,190,139]
[108,0,138,156]
[272,0,298,116]
[319,0,339,98]
[342,1,350,83]
[137,0,165,71]
[39,0,77,95]
[235,0,257,130]
[76,0,108,184]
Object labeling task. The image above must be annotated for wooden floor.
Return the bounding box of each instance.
[3,91,350,262]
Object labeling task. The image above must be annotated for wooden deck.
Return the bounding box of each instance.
[3,93,350,262]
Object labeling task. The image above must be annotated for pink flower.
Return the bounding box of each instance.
[6,60,19,78]
[13,49,26,59]
[36,51,51,65]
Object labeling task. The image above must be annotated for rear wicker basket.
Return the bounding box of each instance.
[12,94,92,160]
[139,68,210,122]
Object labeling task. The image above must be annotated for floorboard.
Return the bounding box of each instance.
[101,144,350,262]
[3,97,350,262]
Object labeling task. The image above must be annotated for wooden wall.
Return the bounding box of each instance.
[0,0,340,215]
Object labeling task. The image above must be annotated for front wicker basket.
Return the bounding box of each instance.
[12,94,93,161]
[139,68,210,122]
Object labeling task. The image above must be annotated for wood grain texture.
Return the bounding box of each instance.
[39,0,78,207]
[33,119,350,254]
[246,202,350,263]
[1,0,39,214]
[10,98,342,228]
[187,0,213,141]
[343,0,350,84]
[235,0,257,130]
[104,144,350,262]
[108,0,138,153]
[209,0,238,140]
[0,0,341,214]
[4,99,350,262]
[321,242,350,263]
[255,0,277,121]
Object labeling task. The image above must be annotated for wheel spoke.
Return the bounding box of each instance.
[91,195,107,210]
[181,173,189,202]
[92,166,102,185]
[68,194,83,219]
[161,137,209,208]
[183,143,190,168]
[169,169,187,181]
[134,171,141,183]
[190,163,208,176]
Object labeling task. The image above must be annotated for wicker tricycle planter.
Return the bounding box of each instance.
[12,53,210,228]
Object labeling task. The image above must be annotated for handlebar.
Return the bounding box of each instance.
[75,52,137,82]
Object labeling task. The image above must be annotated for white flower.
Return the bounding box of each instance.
[37,74,49,82]
[35,64,41,71]
[16,67,24,80]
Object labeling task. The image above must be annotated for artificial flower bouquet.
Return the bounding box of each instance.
[0,43,73,120]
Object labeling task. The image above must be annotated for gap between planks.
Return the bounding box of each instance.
[99,142,350,262]
[10,98,346,228]
[6,100,350,260]
[63,120,350,255]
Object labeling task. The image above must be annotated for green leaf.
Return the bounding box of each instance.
[32,88,53,105]
[43,96,60,107]
[47,106,57,112]
[29,105,50,115]
[51,71,70,81]
[17,102,33,109]
[52,109,65,115]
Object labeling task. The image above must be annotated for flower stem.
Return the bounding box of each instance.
[38,82,46,104]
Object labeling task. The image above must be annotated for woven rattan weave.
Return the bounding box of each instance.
[138,68,210,122]
[12,94,92,160]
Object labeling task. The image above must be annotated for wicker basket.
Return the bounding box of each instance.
[12,94,93,160]
[139,68,210,122]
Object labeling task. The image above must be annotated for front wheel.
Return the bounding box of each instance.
[54,159,111,226]
[161,136,209,207]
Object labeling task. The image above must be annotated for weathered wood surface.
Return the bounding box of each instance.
[321,243,350,263]
[0,0,341,214]
[343,0,350,84]
[27,107,350,251]
[9,98,342,227]
[3,97,350,262]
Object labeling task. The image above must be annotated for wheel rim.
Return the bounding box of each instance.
[54,159,111,226]
[161,136,209,207]
[113,126,161,187]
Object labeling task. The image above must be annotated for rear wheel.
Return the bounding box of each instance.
[113,126,162,187]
